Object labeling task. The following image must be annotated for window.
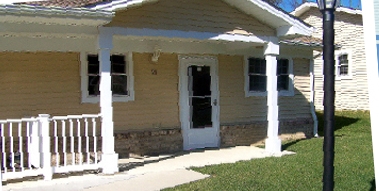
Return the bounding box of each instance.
[245,57,294,97]
[81,52,134,103]
[337,54,349,76]
[248,58,267,92]
[335,51,352,79]
[277,59,289,91]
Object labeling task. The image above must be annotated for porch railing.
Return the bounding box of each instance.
[0,114,104,187]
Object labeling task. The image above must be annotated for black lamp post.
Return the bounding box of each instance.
[316,0,339,190]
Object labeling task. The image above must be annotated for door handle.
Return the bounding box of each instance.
[213,99,217,106]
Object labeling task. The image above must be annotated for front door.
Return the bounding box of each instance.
[179,56,220,150]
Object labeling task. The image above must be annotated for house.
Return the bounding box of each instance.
[0,0,319,159]
[292,2,369,111]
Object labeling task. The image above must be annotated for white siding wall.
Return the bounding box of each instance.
[299,8,369,110]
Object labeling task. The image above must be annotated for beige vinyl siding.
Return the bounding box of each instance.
[106,0,275,36]
[219,55,312,124]
[299,8,369,110]
[279,58,311,119]
[113,53,180,131]
[219,55,267,124]
[0,52,99,118]
[0,51,311,132]
[0,52,180,131]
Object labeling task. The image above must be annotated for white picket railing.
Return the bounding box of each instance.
[0,114,103,186]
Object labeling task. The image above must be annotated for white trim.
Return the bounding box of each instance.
[244,56,267,97]
[309,59,318,137]
[178,55,220,150]
[104,27,268,43]
[80,52,134,103]
[335,49,353,80]
[278,57,295,96]
[92,0,158,11]
[244,56,294,97]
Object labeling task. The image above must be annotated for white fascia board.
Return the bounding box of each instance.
[92,0,158,11]
[0,4,114,26]
[224,0,313,36]
[105,27,268,43]
[277,25,314,37]
[291,2,362,17]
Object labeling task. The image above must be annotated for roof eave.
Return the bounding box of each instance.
[92,0,158,11]
[291,2,362,17]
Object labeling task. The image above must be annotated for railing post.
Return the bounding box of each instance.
[0,166,2,191]
[38,114,52,180]
[28,118,40,168]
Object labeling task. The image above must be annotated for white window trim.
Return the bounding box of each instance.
[80,52,135,103]
[278,57,294,97]
[335,50,353,80]
[244,56,294,97]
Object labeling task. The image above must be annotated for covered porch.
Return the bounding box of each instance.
[0,0,315,184]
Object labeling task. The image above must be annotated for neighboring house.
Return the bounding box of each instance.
[292,2,369,111]
[0,0,320,156]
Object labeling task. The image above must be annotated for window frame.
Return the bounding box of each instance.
[335,50,352,80]
[277,57,294,96]
[80,52,134,103]
[244,56,294,97]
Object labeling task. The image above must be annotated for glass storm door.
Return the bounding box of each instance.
[179,56,220,150]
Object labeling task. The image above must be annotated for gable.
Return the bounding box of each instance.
[105,0,275,36]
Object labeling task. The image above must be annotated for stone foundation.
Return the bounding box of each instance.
[114,128,183,157]
[279,118,314,141]
[221,118,313,147]
[114,118,313,156]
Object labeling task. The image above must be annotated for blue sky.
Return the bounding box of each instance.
[279,0,362,12]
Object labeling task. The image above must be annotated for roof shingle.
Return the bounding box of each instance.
[17,0,112,8]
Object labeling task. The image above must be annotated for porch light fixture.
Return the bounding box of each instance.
[151,46,161,63]
[316,0,339,190]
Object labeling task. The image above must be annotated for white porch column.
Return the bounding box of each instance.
[97,29,118,174]
[264,38,281,154]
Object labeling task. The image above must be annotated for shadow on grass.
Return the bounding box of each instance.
[316,112,359,137]
[370,178,376,191]
[281,112,360,150]
[282,139,305,151]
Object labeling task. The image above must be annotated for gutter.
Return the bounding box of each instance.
[309,59,319,137]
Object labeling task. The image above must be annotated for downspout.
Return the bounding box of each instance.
[310,58,319,137]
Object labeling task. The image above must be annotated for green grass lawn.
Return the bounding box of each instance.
[165,111,375,191]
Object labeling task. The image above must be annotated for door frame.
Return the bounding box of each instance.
[178,55,220,150]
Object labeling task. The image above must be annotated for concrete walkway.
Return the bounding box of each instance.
[2,146,295,191]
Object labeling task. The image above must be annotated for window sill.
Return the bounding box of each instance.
[245,91,294,97]
[335,75,353,80]
[245,91,267,97]
[81,95,135,104]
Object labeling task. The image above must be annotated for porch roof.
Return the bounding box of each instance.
[280,36,323,47]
